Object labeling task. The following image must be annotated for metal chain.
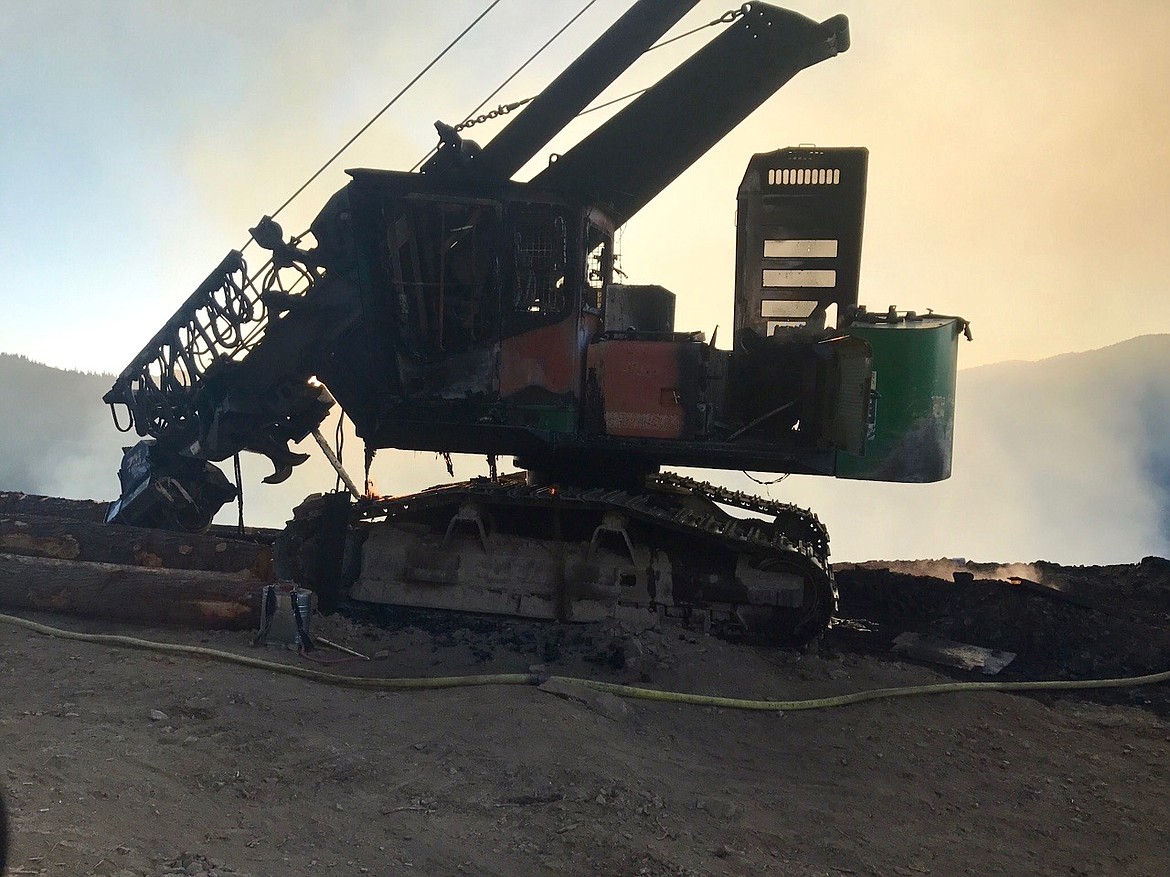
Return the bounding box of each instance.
[454,97,535,132]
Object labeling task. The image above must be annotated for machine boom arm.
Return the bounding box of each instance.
[477,0,699,180]
[531,5,849,226]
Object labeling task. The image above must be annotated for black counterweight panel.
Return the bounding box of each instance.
[734,146,869,337]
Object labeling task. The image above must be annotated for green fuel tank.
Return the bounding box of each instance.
[836,310,968,483]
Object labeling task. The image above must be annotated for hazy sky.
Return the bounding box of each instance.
[3,0,1169,374]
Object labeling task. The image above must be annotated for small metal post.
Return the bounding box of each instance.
[311,429,362,498]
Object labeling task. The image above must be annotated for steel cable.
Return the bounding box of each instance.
[410,0,603,172]
[242,0,503,252]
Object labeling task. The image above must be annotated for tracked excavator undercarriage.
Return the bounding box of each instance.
[281,471,835,645]
[279,470,837,640]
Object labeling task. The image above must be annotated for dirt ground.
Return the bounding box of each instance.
[3,584,1170,877]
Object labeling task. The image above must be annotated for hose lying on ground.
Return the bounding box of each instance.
[2,611,1167,712]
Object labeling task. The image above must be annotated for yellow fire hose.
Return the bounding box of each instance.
[2,611,1167,712]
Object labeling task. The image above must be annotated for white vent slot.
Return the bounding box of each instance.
[761,300,817,318]
[763,239,838,258]
[762,269,837,288]
[767,168,841,185]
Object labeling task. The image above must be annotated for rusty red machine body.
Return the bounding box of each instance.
[102,2,966,642]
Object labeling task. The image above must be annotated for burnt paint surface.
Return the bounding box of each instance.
[499,311,598,402]
[588,339,698,440]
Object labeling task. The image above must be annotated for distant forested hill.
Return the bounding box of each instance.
[962,334,1170,549]
[0,354,123,500]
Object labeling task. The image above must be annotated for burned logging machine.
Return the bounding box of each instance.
[102,1,967,643]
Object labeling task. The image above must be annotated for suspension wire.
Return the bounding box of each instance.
[567,4,748,116]
[237,0,741,258]
[410,0,602,173]
[647,3,750,52]
[240,0,503,253]
[575,87,648,117]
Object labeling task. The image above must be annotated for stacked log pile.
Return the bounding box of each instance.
[0,492,278,628]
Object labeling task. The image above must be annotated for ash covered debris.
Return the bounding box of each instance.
[834,556,1170,712]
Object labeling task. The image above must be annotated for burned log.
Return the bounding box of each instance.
[0,514,274,577]
[0,492,109,523]
[0,553,262,629]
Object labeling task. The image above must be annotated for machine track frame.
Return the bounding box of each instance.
[326,471,836,645]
